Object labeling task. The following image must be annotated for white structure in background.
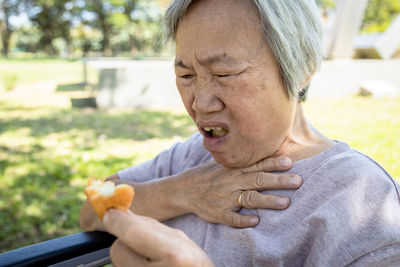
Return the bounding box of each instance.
[355,14,400,59]
[359,80,400,98]
[91,59,182,109]
[326,0,369,59]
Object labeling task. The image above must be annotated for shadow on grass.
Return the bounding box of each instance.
[56,82,86,92]
[0,106,196,141]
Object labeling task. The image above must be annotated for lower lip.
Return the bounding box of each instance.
[203,133,229,151]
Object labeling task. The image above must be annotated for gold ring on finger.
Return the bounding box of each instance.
[238,192,244,207]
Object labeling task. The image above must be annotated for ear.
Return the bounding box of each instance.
[300,76,311,89]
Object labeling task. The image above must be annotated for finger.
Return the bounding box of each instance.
[80,200,106,232]
[240,191,290,210]
[223,211,259,228]
[110,239,148,267]
[242,172,302,190]
[103,209,178,260]
[241,157,292,173]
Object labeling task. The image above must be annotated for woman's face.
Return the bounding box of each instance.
[175,0,297,168]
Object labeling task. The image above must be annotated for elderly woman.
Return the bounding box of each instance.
[81,0,400,266]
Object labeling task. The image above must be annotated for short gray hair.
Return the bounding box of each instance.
[164,0,323,101]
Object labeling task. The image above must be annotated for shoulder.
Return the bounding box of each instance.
[118,132,211,181]
[289,142,400,264]
[172,132,212,172]
[155,132,212,174]
[298,141,399,202]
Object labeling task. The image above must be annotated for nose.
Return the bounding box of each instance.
[192,90,224,114]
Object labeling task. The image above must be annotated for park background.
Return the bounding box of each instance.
[1,0,400,252]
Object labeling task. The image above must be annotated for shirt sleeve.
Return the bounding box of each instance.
[117,132,208,182]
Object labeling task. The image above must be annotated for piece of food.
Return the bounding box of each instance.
[84,178,134,220]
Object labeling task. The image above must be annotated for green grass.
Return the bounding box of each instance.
[0,59,399,253]
[0,58,96,88]
[0,101,196,252]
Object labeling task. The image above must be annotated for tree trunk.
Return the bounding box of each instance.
[1,30,11,57]
[0,1,13,58]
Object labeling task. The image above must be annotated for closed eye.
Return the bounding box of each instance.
[180,74,194,79]
[215,69,246,79]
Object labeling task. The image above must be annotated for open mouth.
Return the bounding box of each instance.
[203,126,229,138]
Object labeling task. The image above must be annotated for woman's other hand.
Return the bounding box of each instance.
[80,157,302,231]
[178,157,302,228]
[79,174,120,231]
[104,209,214,267]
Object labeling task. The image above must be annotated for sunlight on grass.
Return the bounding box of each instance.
[0,59,96,88]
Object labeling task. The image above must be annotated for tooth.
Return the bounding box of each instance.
[211,128,228,137]
[204,127,211,131]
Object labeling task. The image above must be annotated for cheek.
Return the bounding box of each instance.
[225,77,289,138]
[176,83,196,119]
[222,77,267,119]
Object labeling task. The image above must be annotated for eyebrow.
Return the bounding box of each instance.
[175,54,240,69]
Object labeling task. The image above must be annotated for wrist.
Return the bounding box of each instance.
[159,173,192,217]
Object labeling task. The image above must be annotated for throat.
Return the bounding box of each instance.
[271,104,335,162]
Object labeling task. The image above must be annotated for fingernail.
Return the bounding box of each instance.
[280,157,291,167]
[249,217,259,225]
[277,198,289,207]
[289,175,301,186]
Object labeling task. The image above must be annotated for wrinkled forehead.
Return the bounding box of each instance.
[177,0,262,36]
[176,0,265,51]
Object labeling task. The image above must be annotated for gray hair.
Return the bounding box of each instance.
[164,0,323,101]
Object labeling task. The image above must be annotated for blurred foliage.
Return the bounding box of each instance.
[316,0,336,11]
[361,0,400,33]
[316,0,400,34]
[2,0,400,58]
[24,0,74,56]
[0,0,164,58]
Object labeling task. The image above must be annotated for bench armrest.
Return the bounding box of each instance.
[0,231,115,267]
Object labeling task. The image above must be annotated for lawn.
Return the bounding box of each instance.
[0,59,399,253]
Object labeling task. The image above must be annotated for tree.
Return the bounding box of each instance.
[81,0,163,57]
[14,25,41,53]
[0,0,21,57]
[82,0,119,56]
[118,0,163,57]
[361,0,400,33]
[25,0,74,56]
[315,0,336,22]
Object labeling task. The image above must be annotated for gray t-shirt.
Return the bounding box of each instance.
[119,132,400,266]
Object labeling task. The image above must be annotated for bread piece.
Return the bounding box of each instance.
[84,178,134,220]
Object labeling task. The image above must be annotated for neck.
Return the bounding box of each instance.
[272,102,334,162]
